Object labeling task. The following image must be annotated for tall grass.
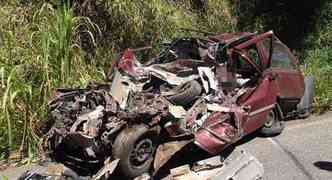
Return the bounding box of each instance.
[1,67,17,151]
[197,0,237,32]
[0,2,102,159]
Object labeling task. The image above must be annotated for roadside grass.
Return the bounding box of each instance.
[303,1,332,112]
[0,2,102,160]
[304,48,332,112]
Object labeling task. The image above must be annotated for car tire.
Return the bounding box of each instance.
[297,76,315,118]
[166,80,202,106]
[259,108,285,136]
[112,125,159,179]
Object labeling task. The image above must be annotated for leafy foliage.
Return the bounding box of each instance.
[303,1,332,111]
[0,1,103,159]
[304,48,332,110]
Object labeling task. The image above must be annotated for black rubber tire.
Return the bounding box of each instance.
[297,76,315,118]
[166,80,202,106]
[112,125,159,179]
[259,108,285,136]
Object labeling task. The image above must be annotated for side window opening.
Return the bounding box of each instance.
[246,45,261,67]
[262,38,296,69]
[234,52,257,78]
[271,42,292,68]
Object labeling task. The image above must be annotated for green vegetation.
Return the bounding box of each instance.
[0,0,331,160]
[0,1,104,159]
[302,1,332,111]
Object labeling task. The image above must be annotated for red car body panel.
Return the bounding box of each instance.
[117,31,304,155]
[272,68,304,99]
[241,75,278,134]
[193,31,304,154]
[194,75,279,154]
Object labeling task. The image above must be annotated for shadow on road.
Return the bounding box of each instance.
[314,161,332,171]
[234,131,260,146]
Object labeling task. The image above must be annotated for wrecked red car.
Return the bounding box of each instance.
[41,31,305,179]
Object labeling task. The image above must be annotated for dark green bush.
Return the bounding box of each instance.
[303,1,332,111]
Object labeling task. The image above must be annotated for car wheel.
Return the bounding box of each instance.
[166,80,202,106]
[259,108,285,136]
[297,75,314,118]
[112,125,159,179]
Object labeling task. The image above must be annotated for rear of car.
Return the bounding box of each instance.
[260,35,305,115]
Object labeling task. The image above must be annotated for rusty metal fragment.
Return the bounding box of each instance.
[153,140,193,174]
[92,159,120,180]
[161,149,263,180]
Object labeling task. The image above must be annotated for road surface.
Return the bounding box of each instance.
[239,111,332,180]
[1,112,332,179]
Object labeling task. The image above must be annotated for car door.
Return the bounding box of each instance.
[260,37,305,113]
[231,48,278,135]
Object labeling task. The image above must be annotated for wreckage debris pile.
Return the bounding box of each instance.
[37,32,300,179]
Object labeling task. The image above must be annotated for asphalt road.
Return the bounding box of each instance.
[239,111,332,180]
[1,112,332,180]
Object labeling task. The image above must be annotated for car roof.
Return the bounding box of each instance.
[208,32,255,43]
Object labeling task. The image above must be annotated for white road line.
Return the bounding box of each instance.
[267,138,316,180]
